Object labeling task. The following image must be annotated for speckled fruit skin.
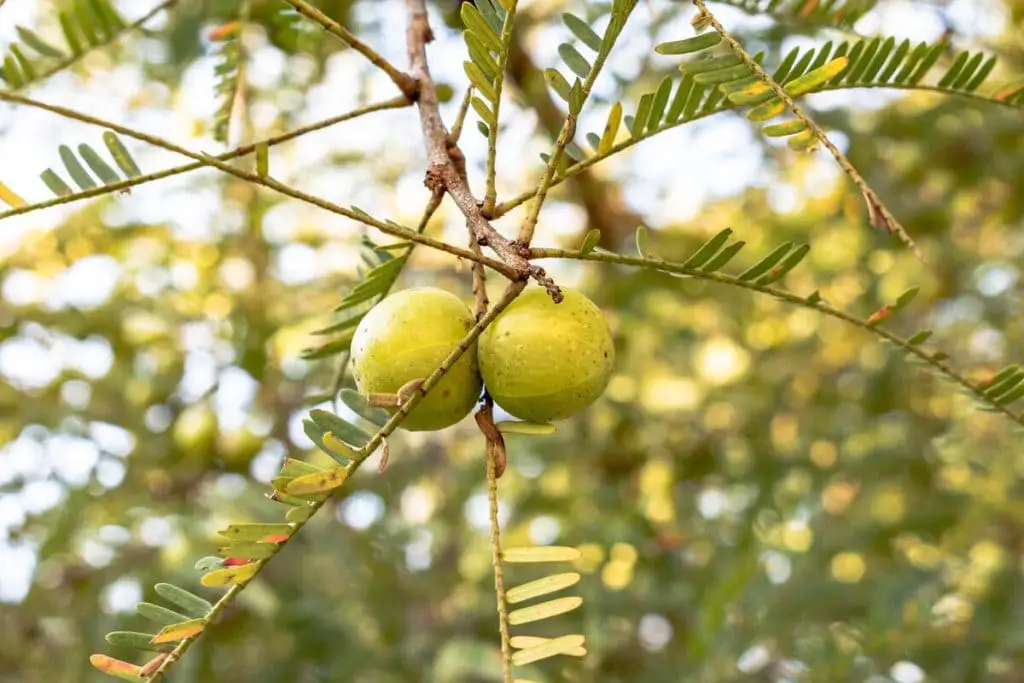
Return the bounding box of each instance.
[351,288,482,431]
[479,286,614,422]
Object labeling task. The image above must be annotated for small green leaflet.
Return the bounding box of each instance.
[153,583,212,619]
[60,144,97,190]
[105,631,170,653]
[655,32,721,55]
[280,457,323,478]
[40,167,73,194]
[562,13,601,52]
[255,142,269,177]
[907,330,933,345]
[701,241,745,273]
[738,242,794,282]
[460,2,501,53]
[16,26,65,58]
[683,228,733,269]
[339,388,390,426]
[558,43,591,79]
[308,409,371,446]
[545,68,572,101]
[631,93,653,137]
[755,244,809,284]
[135,602,189,627]
[579,228,601,254]
[762,119,807,137]
[78,144,120,184]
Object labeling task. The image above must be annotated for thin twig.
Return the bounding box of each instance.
[10,0,177,92]
[0,96,412,222]
[404,0,561,298]
[281,0,418,98]
[469,226,490,319]
[449,87,475,143]
[480,400,514,683]
[482,2,518,215]
[490,76,1018,220]
[530,246,1024,427]
[692,0,924,261]
[0,90,516,277]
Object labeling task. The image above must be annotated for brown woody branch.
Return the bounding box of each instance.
[404,0,562,301]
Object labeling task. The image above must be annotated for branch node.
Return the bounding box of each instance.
[424,164,446,193]
[529,266,563,302]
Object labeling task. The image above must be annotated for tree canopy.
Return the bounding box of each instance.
[2,0,1024,681]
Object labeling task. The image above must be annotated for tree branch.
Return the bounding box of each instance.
[404,0,562,301]
[0,90,516,278]
[692,0,924,261]
[9,0,177,92]
[531,245,1024,428]
[281,0,418,98]
[477,400,513,682]
[0,96,412,222]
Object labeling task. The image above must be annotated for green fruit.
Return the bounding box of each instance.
[479,286,614,422]
[351,287,482,431]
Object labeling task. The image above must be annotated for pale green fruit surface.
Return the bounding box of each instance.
[351,288,482,431]
[479,287,614,422]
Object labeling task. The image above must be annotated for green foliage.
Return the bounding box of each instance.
[35,132,141,197]
[709,0,879,26]
[460,0,508,136]
[0,0,126,89]
[210,22,243,144]
[5,1,1024,682]
[300,238,409,362]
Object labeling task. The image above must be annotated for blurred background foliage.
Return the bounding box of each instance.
[2,0,1024,681]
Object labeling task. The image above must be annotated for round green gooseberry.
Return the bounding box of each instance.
[350,287,482,431]
[479,286,614,423]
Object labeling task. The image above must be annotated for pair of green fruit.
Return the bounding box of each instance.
[350,286,615,431]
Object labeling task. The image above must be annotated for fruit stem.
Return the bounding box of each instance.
[481,399,515,682]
